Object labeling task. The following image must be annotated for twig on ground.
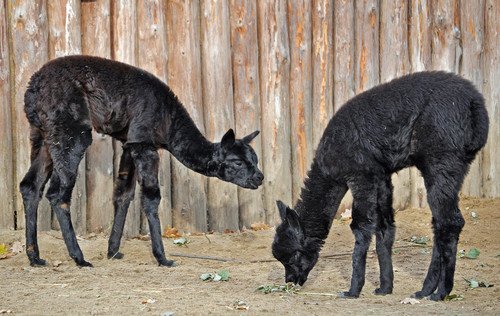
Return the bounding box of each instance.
[296,291,337,297]
[169,253,238,262]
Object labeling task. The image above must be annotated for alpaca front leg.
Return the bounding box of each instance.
[131,145,175,267]
[339,225,374,298]
[340,190,377,298]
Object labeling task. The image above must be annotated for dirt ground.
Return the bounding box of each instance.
[0,197,499,315]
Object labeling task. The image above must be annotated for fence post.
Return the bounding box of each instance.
[82,0,114,234]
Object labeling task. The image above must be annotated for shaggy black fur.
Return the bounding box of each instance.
[272,71,489,301]
[20,55,263,267]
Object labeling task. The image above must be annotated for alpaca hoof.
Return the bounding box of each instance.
[374,288,392,295]
[108,251,124,260]
[29,257,47,267]
[338,291,359,299]
[158,259,176,267]
[429,292,446,301]
[411,291,427,299]
[76,259,93,267]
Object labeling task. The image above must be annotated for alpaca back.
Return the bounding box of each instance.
[315,71,488,176]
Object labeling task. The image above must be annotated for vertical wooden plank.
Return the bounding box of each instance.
[229,0,265,228]
[136,0,172,234]
[408,0,431,208]
[288,0,313,203]
[0,0,14,229]
[166,0,208,233]
[431,0,461,72]
[380,0,411,210]
[354,0,379,94]
[460,0,485,197]
[9,0,49,230]
[333,0,355,110]
[201,0,239,231]
[47,0,85,235]
[257,0,292,225]
[311,0,334,147]
[333,0,355,213]
[482,0,500,198]
[81,0,114,233]
[111,0,140,238]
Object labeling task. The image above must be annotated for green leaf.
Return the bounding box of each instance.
[0,244,7,256]
[464,248,480,259]
[256,283,298,294]
[444,294,464,301]
[218,269,230,281]
[464,278,479,288]
[410,236,429,245]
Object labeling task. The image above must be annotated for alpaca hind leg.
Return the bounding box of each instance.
[339,178,377,298]
[46,128,92,267]
[108,148,137,259]
[374,176,395,295]
[130,144,174,267]
[20,134,53,266]
[415,157,467,300]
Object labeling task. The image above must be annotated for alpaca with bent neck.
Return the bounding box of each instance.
[20,55,264,268]
[272,71,488,301]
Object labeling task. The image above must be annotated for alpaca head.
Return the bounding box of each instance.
[210,129,264,189]
[272,200,321,286]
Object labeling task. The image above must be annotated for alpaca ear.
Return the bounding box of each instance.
[242,130,260,144]
[276,200,302,233]
[277,200,288,221]
[221,129,235,148]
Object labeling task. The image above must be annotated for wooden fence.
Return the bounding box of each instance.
[0,0,498,235]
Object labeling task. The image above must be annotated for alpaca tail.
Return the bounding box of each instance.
[24,83,42,129]
[466,95,489,159]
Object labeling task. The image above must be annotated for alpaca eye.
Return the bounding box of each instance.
[234,161,243,167]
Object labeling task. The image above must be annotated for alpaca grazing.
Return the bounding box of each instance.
[272,71,488,300]
[20,55,264,267]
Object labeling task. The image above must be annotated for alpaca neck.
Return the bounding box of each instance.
[295,162,348,240]
[160,99,216,176]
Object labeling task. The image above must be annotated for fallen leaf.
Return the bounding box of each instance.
[0,244,14,260]
[135,235,151,241]
[250,222,271,231]
[464,278,479,288]
[10,241,24,254]
[340,209,352,220]
[410,236,429,245]
[444,294,464,301]
[224,229,235,234]
[460,248,480,259]
[53,260,63,267]
[256,283,298,294]
[464,277,494,288]
[400,297,420,305]
[231,300,249,310]
[200,273,214,281]
[200,270,230,282]
[218,270,230,281]
[172,237,190,246]
[163,227,181,238]
[142,298,156,304]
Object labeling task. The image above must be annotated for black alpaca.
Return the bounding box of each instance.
[272,71,488,300]
[20,55,264,267]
